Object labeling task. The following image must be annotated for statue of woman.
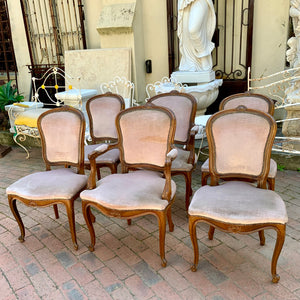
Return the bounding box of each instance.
[178,0,216,72]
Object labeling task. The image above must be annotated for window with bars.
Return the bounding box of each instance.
[0,0,17,84]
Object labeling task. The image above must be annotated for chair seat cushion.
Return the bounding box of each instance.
[6,168,88,200]
[201,158,277,178]
[171,147,196,171]
[84,144,120,164]
[189,181,287,224]
[80,170,176,211]
[15,108,50,127]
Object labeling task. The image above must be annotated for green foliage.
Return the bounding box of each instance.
[277,164,285,171]
[0,81,24,112]
[297,168,300,172]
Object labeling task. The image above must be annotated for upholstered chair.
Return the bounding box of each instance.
[81,105,177,267]
[84,93,125,179]
[201,92,277,190]
[147,90,198,210]
[189,106,287,283]
[6,106,87,250]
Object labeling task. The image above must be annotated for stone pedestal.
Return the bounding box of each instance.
[282,105,300,151]
[171,71,222,115]
[171,70,215,83]
[96,1,145,101]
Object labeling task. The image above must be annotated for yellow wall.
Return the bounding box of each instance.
[142,0,169,85]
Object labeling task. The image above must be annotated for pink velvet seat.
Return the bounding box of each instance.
[189,106,287,283]
[6,106,88,250]
[81,105,177,267]
[84,93,125,179]
[201,92,277,190]
[147,90,198,210]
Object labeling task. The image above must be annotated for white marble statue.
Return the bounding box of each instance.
[287,0,300,68]
[178,0,216,72]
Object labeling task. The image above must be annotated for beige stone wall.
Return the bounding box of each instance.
[251,0,290,78]
[7,0,290,103]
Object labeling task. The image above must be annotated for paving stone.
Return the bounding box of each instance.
[133,261,162,287]
[1,148,300,299]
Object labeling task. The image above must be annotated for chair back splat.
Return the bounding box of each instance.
[219,92,275,115]
[118,105,176,169]
[38,106,86,173]
[84,93,125,179]
[201,92,277,190]
[207,106,276,188]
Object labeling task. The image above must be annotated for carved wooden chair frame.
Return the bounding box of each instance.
[189,107,286,283]
[7,106,86,250]
[147,90,198,210]
[81,104,177,267]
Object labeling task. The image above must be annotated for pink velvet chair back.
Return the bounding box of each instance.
[87,93,125,142]
[206,106,276,186]
[147,91,197,144]
[220,92,274,115]
[38,106,85,171]
[117,105,176,168]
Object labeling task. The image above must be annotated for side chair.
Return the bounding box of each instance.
[84,93,125,179]
[147,90,198,210]
[201,92,277,190]
[81,104,177,267]
[189,106,287,283]
[6,106,88,250]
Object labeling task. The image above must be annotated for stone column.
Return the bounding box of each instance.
[283,0,300,151]
[96,1,146,101]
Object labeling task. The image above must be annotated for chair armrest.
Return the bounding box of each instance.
[166,148,178,161]
[162,148,177,201]
[191,125,199,134]
[186,125,199,164]
[87,143,118,189]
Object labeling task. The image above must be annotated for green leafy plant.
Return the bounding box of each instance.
[297,168,300,172]
[0,81,24,112]
[277,164,285,171]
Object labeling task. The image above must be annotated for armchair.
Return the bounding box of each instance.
[6,106,88,250]
[81,105,177,267]
[189,106,288,283]
[201,92,277,190]
[147,90,198,210]
[84,93,125,179]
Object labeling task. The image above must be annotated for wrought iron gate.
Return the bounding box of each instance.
[20,0,87,104]
[167,0,254,113]
[20,0,86,68]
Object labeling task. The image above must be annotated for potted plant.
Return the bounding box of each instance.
[0,80,24,130]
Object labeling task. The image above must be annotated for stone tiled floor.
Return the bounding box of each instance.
[1,147,300,299]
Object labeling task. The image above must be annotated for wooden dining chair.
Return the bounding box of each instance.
[7,106,88,250]
[189,106,287,283]
[81,104,177,267]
